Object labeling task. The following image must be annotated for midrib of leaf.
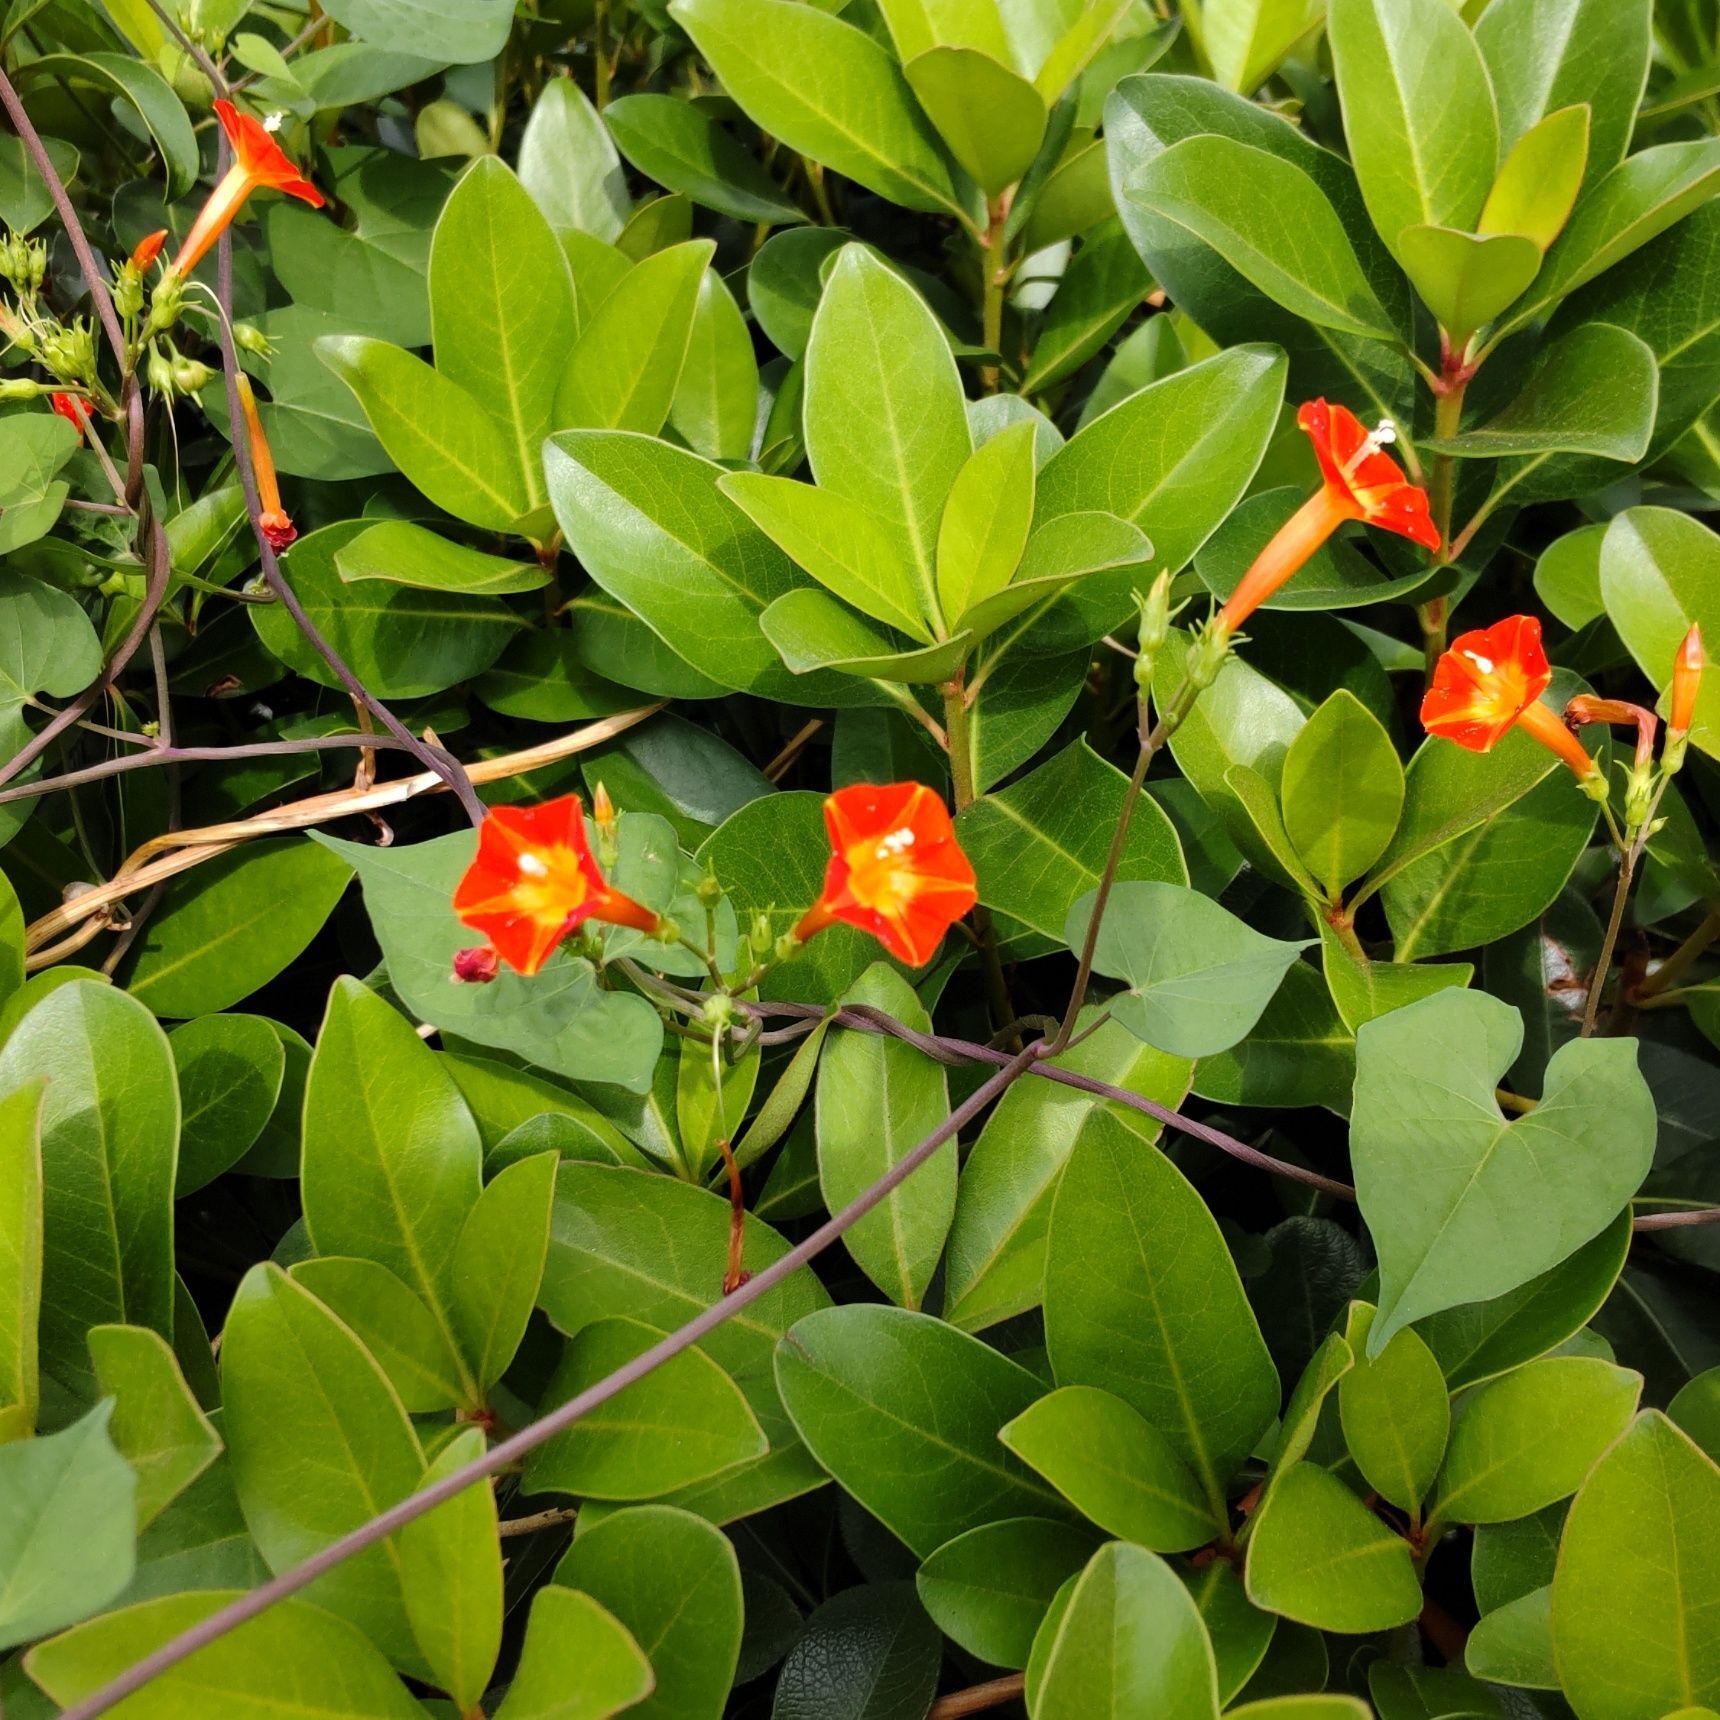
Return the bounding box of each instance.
[471,190,543,509]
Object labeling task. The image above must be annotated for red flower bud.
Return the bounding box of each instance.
[452,945,500,984]
[129,229,167,273]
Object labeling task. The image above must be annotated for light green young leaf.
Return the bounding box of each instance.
[335,520,549,595]
[937,419,1037,624]
[1353,989,1656,1349]
[493,1585,655,1720]
[1337,1303,1449,1513]
[905,47,1046,197]
[518,78,631,240]
[1280,690,1404,897]
[1477,104,1590,250]
[451,1152,557,1393]
[1202,0,1325,95]
[1396,226,1542,341]
[0,1082,43,1435]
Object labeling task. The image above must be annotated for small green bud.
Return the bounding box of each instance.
[1137,570,1173,658]
[1623,762,1655,834]
[750,911,773,955]
[700,993,739,1033]
[1184,618,1232,692]
[0,378,48,401]
[696,871,724,909]
[145,344,176,396]
[232,321,275,357]
[774,931,802,964]
[171,356,213,393]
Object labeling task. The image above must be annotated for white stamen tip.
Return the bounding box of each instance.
[1464,651,1496,675]
[263,111,286,133]
[1372,418,1397,446]
[517,853,549,878]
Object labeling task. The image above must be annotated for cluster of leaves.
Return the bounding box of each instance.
[0,0,1718,1717]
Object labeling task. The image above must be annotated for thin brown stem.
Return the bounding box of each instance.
[1583,848,1637,1037]
[931,1674,1025,1718]
[496,1505,578,1539]
[1634,904,1720,1000]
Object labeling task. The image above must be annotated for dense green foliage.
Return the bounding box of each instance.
[0,0,1718,1716]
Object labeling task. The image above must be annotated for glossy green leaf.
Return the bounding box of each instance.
[1353,989,1656,1348]
[526,1316,766,1500]
[804,247,972,631]
[27,1590,425,1716]
[1477,105,1590,251]
[1068,879,1310,1057]
[0,1082,43,1434]
[1203,0,1325,94]
[1044,1114,1279,1512]
[669,0,968,219]
[905,47,1046,197]
[1397,226,1542,340]
[450,1151,556,1393]
[1328,0,1498,257]
[1000,1384,1219,1550]
[1245,1462,1421,1633]
[87,1325,219,1531]
[1466,1584,1558,1690]
[816,965,952,1309]
[519,79,630,240]
[1280,690,1403,897]
[16,54,195,196]
[335,521,547,595]
[944,1019,1191,1332]
[122,841,353,1020]
[398,1426,501,1712]
[776,1304,1066,1556]
[218,1264,425,1672]
[0,983,176,1404]
[0,1402,134,1650]
[772,1583,941,1720]
[1127,135,1397,341]
[915,1517,1101,1670]
[493,1584,655,1720]
[556,1504,743,1720]
[1034,1542,1220,1719]
[317,0,510,60]
[1020,220,1153,393]
[1337,1303,1449,1513]
[1430,1356,1641,1528]
[1551,1411,1720,1719]
[169,1015,285,1196]
[937,420,1037,624]
[606,93,806,225]
[1184,1560,1276,1705]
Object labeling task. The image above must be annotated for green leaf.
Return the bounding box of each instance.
[545,435,845,703]
[1337,1303,1449,1513]
[169,1015,286,1196]
[1474,0,1648,192]
[1034,1542,1220,1719]
[1202,0,1325,94]
[0,983,176,1405]
[397,1426,501,1713]
[915,1518,1101,1670]
[87,1325,219,1531]
[556,1504,743,1720]
[760,588,973,684]
[1466,1584,1558,1690]
[1672,1370,1720,1465]
[606,93,806,225]
[450,1151,556,1393]
[671,269,760,462]
[1430,1356,1641,1528]
[519,79,630,240]
[317,336,532,531]
[945,1018,1192,1332]
[1245,1462,1421,1633]
[1415,1208,1628,1391]
[317,0,510,60]
[0,1402,134,1650]
[0,416,78,555]
[1000,1384,1219,1550]
[955,510,1151,647]
[316,831,663,1094]
[557,240,714,436]
[1423,323,1658,460]
[221,1263,425,1673]
[1044,1114,1279,1512]
[721,471,929,638]
[0,131,78,233]
[1396,227,1542,341]
[1280,691,1404,898]
[0,1081,41,1432]
[288,1257,469,1414]
[1036,344,1286,579]
[25,1592,427,1718]
[1600,507,1720,760]
[1551,1411,1720,1719]
[121,840,353,1019]
[493,1585,655,1720]
[1353,989,1656,1348]
[1320,928,1472,1034]
[1068,880,1310,1057]
[937,420,1037,624]
[1477,105,1591,251]
[669,0,969,219]
[776,1304,1067,1556]
[772,1583,942,1720]
[956,739,1185,948]
[430,157,573,512]
[1127,136,1398,341]
[1328,0,1498,257]
[526,1316,766,1501]
[0,565,101,718]
[804,247,972,631]
[1230,1699,1371,1719]
[905,47,1046,197]
[15,54,195,195]
[1193,960,1355,1111]
[1515,139,1720,323]
[1260,1333,1355,1517]
[303,978,482,1401]
[1020,219,1153,393]
[542,1164,831,1518]
[335,521,548,595]
[816,966,952,1309]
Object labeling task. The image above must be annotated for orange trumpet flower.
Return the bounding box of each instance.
[1670,623,1704,740]
[1218,400,1439,636]
[234,373,295,553]
[169,101,323,280]
[1421,615,1598,781]
[793,782,977,968]
[453,796,662,977]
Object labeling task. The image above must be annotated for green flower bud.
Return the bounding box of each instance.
[232,321,275,357]
[171,356,213,393]
[0,378,48,401]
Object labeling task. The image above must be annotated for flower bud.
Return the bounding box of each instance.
[0,378,48,401]
[750,911,774,958]
[1184,618,1231,692]
[145,344,175,396]
[1665,623,1703,775]
[171,355,213,393]
[232,320,275,357]
[696,871,724,909]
